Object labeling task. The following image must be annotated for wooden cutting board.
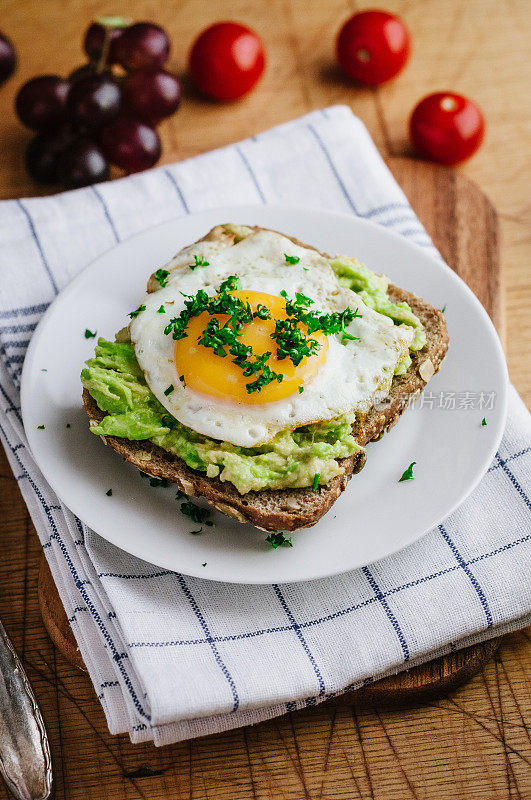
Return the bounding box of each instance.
[38,156,503,706]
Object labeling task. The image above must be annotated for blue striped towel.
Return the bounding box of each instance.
[0,106,529,745]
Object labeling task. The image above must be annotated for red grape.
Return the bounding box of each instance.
[84,16,131,64]
[25,125,74,184]
[69,63,97,84]
[99,115,161,173]
[0,32,16,84]
[67,74,121,130]
[115,23,170,70]
[16,75,70,130]
[121,67,181,125]
[57,138,109,188]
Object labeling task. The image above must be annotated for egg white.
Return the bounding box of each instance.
[130,230,413,447]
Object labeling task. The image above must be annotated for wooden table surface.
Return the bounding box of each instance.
[0,1,529,799]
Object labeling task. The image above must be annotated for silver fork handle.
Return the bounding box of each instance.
[0,620,52,800]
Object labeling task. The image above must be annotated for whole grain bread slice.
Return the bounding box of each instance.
[82,227,448,531]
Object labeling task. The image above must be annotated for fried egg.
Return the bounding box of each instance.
[130,229,413,447]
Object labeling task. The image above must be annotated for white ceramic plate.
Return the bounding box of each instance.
[21,205,508,584]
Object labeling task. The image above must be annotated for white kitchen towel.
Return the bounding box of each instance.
[0,106,529,746]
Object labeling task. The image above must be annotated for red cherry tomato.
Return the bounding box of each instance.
[410,92,485,165]
[336,10,410,85]
[189,22,265,101]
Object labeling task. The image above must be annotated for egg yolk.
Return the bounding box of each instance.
[174,290,328,404]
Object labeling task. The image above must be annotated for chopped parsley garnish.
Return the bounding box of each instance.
[481,417,487,426]
[190,528,202,535]
[292,292,314,307]
[151,477,169,487]
[179,374,186,387]
[399,462,416,482]
[41,368,47,372]
[37,425,45,429]
[66,423,71,428]
[253,303,271,320]
[312,473,320,491]
[266,531,293,549]
[272,317,321,366]
[280,290,361,342]
[164,277,361,395]
[164,290,210,340]
[442,305,446,314]
[284,253,300,265]
[165,276,283,394]
[218,274,241,292]
[106,489,113,496]
[189,254,210,270]
[154,268,170,287]
[202,562,207,567]
[164,384,174,396]
[84,328,96,339]
[245,358,283,394]
[298,385,304,393]
[180,501,212,525]
[128,304,146,319]
[157,305,166,314]
[139,472,169,487]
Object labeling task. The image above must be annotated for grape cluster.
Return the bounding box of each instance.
[16,18,181,189]
[0,31,16,85]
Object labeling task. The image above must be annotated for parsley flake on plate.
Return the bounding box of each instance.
[164,384,174,396]
[399,462,416,482]
[157,305,166,314]
[179,374,186,386]
[155,268,170,287]
[266,532,293,549]
[150,477,169,487]
[284,253,300,265]
[481,417,487,426]
[84,328,96,339]
[190,254,210,270]
[202,562,207,567]
[128,304,146,319]
[139,472,169,487]
[37,425,45,429]
[190,528,203,535]
[442,305,446,314]
[181,501,212,525]
[298,385,304,394]
[106,489,113,496]
[66,423,71,428]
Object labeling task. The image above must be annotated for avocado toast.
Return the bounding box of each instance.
[82,224,448,531]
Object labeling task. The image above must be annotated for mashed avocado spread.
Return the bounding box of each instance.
[82,339,363,494]
[81,249,425,494]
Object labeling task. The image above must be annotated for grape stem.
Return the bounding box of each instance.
[96,28,112,74]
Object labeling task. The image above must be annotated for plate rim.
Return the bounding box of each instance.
[21,203,509,584]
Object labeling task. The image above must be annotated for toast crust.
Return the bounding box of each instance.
[83,226,448,531]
